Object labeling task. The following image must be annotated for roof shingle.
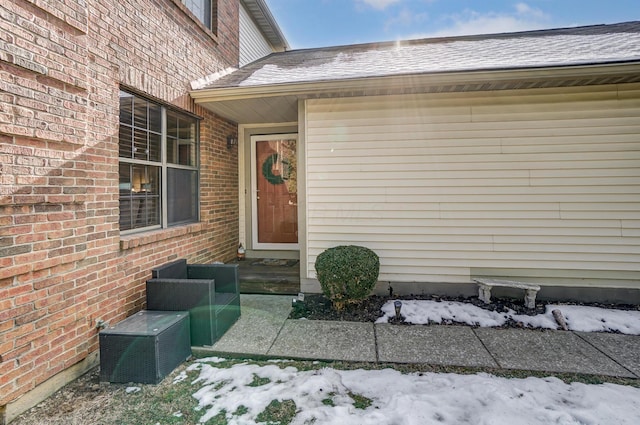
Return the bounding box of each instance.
[199,21,640,90]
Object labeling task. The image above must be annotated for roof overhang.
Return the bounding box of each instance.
[191,62,640,124]
[241,0,289,51]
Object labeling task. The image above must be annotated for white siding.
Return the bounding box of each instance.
[239,3,273,66]
[304,84,640,288]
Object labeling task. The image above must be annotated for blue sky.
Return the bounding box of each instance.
[265,0,640,49]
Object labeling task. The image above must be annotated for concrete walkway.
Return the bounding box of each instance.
[198,295,640,378]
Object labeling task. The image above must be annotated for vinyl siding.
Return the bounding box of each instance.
[239,3,273,66]
[304,84,640,288]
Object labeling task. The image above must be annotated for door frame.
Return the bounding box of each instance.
[250,133,300,250]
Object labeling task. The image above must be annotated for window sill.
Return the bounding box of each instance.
[120,222,205,250]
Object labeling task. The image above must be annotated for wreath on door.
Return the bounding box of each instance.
[262,153,290,185]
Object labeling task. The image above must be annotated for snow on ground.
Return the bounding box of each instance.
[184,359,640,425]
[376,300,640,334]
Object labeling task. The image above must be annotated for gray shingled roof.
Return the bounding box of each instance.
[201,21,640,89]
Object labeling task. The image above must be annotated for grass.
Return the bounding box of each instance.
[248,373,272,387]
[312,360,640,387]
[255,399,297,425]
[107,369,202,425]
[321,393,336,407]
[11,356,639,425]
[349,392,373,409]
[113,358,640,425]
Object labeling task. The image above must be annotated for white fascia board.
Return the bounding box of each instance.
[190,62,640,103]
[241,0,289,51]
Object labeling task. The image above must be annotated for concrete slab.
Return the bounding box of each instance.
[376,324,498,368]
[577,332,640,378]
[209,294,292,355]
[268,320,377,362]
[238,293,294,318]
[474,328,636,377]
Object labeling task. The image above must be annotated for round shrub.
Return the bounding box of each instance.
[315,245,380,310]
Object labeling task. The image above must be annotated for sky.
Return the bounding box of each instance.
[265,0,640,49]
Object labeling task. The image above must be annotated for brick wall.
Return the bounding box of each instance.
[1,0,240,413]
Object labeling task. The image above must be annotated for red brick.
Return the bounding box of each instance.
[9,284,38,306]
[33,222,61,233]
[2,0,240,410]
[16,362,49,389]
[14,251,48,266]
[16,340,50,365]
[1,344,32,362]
[0,224,33,237]
[14,326,47,349]
[15,308,47,326]
[33,275,63,291]
[0,264,31,281]
[0,340,14,358]
[15,232,46,244]
[0,318,14,333]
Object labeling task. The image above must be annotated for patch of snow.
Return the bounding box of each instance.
[376,299,510,327]
[238,33,640,87]
[190,361,640,424]
[377,300,640,335]
[190,67,237,90]
[541,305,640,334]
[125,386,140,394]
[195,356,229,364]
[173,371,188,384]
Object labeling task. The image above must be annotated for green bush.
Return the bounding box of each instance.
[314,245,380,310]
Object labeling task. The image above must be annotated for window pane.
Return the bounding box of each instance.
[119,163,132,194]
[134,165,160,229]
[142,196,160,227]
[183,0,211,28]
[119,163,161,231]
[167,136,177,164]
[166,112,179,164]
[119,163,133,231]
[133,97,148,129]
[167,112,178,138]
[148,103,162,133]
[167,112,197,166]
[133,128,148,160]
[178,121,196,166]
[149,132,161,162]
[118,125,133,158]
[178,142,192,166]
[167,168,198,225]
[119,91,133,126]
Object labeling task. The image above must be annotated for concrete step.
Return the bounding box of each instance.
[233,258,301,295]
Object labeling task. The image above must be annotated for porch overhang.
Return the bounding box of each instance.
[190,62,640,124]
